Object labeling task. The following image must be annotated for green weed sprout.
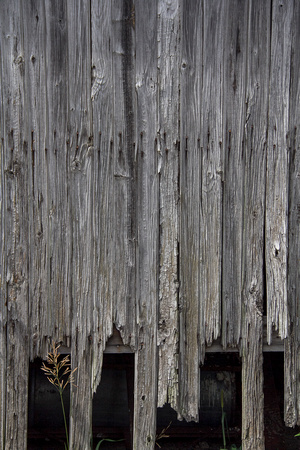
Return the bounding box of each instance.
[220,390,241,450]
[41,341,77,450]
[221,389,227,450]
[95,438,124,449]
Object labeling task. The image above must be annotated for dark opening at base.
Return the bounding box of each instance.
[27,350,300,449]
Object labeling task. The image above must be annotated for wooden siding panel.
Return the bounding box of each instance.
[111,0,136,347]
[42,0,71,348]
[23,0,50,360]
[222,0,248,348]
[201,0,224,346]
[23,0,71,360]
[66,0,93,447]
[285,0,300,428]
[179,0,202,421]
[0,1,29,448]
[241,1,271,447]
[1,1,300,446]
[157,0,180,411]
[266,0,293,343]
[134,1,159,447]
[90,0,114,392]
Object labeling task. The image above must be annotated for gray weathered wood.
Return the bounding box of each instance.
[91,0,114,392]
[201,0,223,347]
[0,1,29,448]
[111,0,136,349]
[134,1,159,447]
[222,0,248,348]
[66,0,93,448]
[179,0,202,422]
[23,0,51,361]
[1,1,300,448]
[285,0,300,428]
[157,0,180,412]
[266,0,293,343]
[240,1,271,447]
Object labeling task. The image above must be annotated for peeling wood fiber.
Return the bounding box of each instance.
[1,1,299,449]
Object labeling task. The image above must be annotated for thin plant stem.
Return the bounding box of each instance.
[41,341,77,450]
[59,389,69,449]
[221,389,227,449]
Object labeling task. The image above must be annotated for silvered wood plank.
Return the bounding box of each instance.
[0,1,29,448]
[134,0,159,448]
[222,0,248,348]
[90,0,114,392]
[157,0,180,411]
[42,0,71,348]
[66,0,93,447]
[240,1,271,447]
[23,0,71,360]
[23,0,49,359]
[201,0,224,346]
[111,0,136,348]
[179,0,202,422]
[266,0,293,343]
[285,0,300,428]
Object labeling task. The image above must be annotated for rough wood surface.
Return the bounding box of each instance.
[285,0,300,428]
[157,0,180,412]
[134,1,159,447]
[91,0,114,392]
[200,0,223,348]
[1,1,299,449]
[240,1,270,447]
[67,0,94,447]
[265,0,293,343]
[179,0,202,422]
[0,1,29,448]
[222,0,248,348]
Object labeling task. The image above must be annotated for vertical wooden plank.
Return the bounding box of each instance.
[179,0,202,421]
[0,0,29,448]
[265,0,293,343]
[201,0,224,346]
[42,0,71,349]
[241,1,271,447]
[222,0,248,348]
[90,0,114,392]
[0,131,5,447]
[22,0,48,360]
[157,0,180,411]
[111,0,136,348]
[0,7,7,442]
[22,0,71,360]
[134,0,159,448]
[66,0,94,448]
[285,0,300,428]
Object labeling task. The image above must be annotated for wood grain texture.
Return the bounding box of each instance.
[111,0,136,349]
[157,0,180,411]
[90,0,114,393]
[23,0,52,360]
[134,1,159,447]
[266,0,293,343]
[179,0,202,422]
[0,1,29,448]
[240,1,271,447]
[201,0,223,347]
[66,0,94,447]
[222,0,248,348]
[1,1,300,448]
[285,0,300,428]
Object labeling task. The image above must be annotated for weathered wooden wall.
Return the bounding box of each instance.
[0,1,299,449]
